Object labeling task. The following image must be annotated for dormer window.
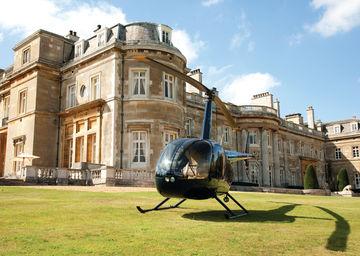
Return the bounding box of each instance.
[22,47,30,64]
[334,125,341,134]
[158,24,172,44]
[98,32,105,47]
[351,122,358,132]
[162,31,170,44]
[75,44,82,57]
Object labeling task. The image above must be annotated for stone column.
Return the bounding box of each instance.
[240,129,248,182]
[273,132,280,187]
[283,140,289,185]
[261,129,269,186]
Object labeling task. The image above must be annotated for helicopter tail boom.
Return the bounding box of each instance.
[225,150,253,163]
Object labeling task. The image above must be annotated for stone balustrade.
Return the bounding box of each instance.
[22,165,154,187]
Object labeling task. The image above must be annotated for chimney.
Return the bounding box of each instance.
[186,69,203,94]
[66,30,79,42]
[273,98,280,117]
[251,92,274,108]
[285,113,303,125]
[307,106,315,129]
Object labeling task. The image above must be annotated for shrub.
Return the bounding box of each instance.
[337,168,349,191]
[304,165,319,189]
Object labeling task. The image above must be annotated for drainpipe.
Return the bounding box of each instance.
[120,52,125,169]
[56,76,62,168]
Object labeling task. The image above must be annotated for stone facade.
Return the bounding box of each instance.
[0,21,358,189]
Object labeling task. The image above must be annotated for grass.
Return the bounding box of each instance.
[0,187,359,255]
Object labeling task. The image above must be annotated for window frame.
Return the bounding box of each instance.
[164,130,178,146]
[130,68,149,98]
[249,130,258,145]
[334,125,341,134]
[67,84,76,108]
[335,148,342,160]
[22,47,31,65]
[351,122,358,132]
[90,74,101,100]
[3,95,10,118]
[163,72,175,99]
[97,32,106,47]
[18,89,27,115]
[352,146,359,158]
[185,118,194,137]
[131,131,148,166]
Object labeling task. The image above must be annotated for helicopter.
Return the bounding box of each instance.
[135,56,253,219]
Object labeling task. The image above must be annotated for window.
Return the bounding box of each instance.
[278,138,282,152]
[250,164,258,184]
[132,131,147,163]
[164,131,178,146]
[334,125,341,134]
[3,96,9,118]
[63,138,73,168]
[75,136,85,162]
[289,141,294,155]
[352,146,359,158]
[224,127,230,143]
[291,171,296,186]
[90,75,100,100]
[13,139,24,174]
[162,31,170,44]
[267,131,271,147]
[335,148,342,160]
[67,85,76,108]
[164,73,174,99]
[75,44,82,57]
[18,90,27,114]
[185,118,194,137]
[249,131,257,145]
[132,70,147,96]
[351,122,358,132]
[87,134,96,163]
[22,48,30,64]
[355,173,360,189]
[98,33,105,46]
[280,167,285,184]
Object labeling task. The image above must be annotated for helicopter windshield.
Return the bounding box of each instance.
[156,139,212,179]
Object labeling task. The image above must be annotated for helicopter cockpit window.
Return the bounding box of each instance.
[177,141,212,179]
[156,139,212,179]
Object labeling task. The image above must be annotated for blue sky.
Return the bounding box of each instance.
[0,0,359,122]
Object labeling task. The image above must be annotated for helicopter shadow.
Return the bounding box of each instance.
[182,202,350,252]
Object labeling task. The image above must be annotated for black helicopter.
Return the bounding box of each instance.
[135,56,253,219]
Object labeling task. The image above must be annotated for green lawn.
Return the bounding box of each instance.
[0,187,359,256]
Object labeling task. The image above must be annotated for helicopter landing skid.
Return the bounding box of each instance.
[136,198,187,214]
[214,192,248,219]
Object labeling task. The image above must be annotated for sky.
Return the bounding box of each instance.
[0,0,359,122]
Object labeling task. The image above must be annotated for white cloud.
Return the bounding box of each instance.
[172,29,205,64]
[0,33,3,42]
[230,11,255,52]
[288,33,304,46]
[0,0,127,39]
[202,0,224,7]
[309,0,360,37]
[207,64,233,77]
[220,73,280,105]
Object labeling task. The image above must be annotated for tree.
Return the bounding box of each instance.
[304,165,319,189]
[337,168,349,191]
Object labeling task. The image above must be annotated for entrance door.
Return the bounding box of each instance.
[0,133,7,177]
[355,173,360,189]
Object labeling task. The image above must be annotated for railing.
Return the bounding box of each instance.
[281,119,323,137]
[114,169,154,180]
[37,168,56,179]
[68,169,87,180]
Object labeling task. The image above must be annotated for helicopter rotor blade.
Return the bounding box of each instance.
[133,55,211,94]
[133,55,237,129]
[213,95,237,128]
